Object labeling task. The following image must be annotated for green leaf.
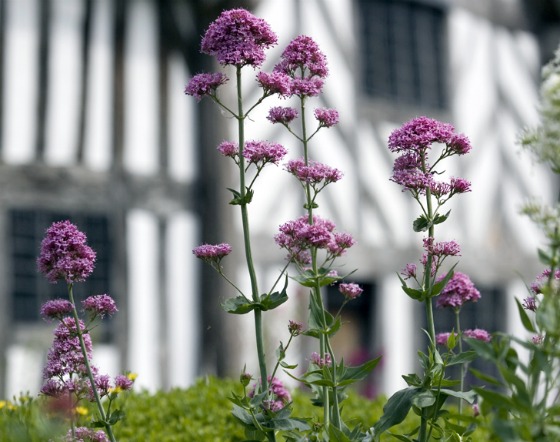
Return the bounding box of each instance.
[439,389,476,404]
[228,187,254,205]
[469,367,501,386]
[397,273,424,300]
[339,357,381,385]
[537,248,552,265]
[108,408,126,425]
[371,387,419,436]
[474,387,515,410]
[231,404,254,426]
[430,264,457,298]
[221,295,256,314]
[402,373,422,387]
[413,215,430,232]
[515,298,536,333]
[328,424,352,442]
[259,277,289,311]
[447,350,478,366]
[433,210,451,225]
[411,389,436,408]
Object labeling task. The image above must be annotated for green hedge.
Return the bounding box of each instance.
[1,377,489,441]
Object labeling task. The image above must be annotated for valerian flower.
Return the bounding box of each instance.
[82,294,118,319]
[38,220,96,284]
[184,72,228,102]
[435,272,481,309]
[192,243,232,264]
[201,8,277,67]
[339,282,363,300]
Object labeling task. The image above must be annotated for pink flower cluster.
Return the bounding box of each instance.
[249,376,291,412]
[310,351,332,367]
[275,215,354,265]
[40,299,74,320]
[286,158,343,187]
[82,294,118,319]
[530,268,560,294]
[420,237,461,275]
[338,282,363,300]
[435,272,481,309]
[256,71,292,97]
[436,328,491,346]
[267,106,298,124]
[200,9,277,67]
[184,72,228,102]
[192,243,232,263]
[65,427,108,442]
[314,108,339,127]
[388,117,472,196]
[38,220,96,284]
[243,140,287,166]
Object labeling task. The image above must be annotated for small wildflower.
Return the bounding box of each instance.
[423,237,461,257]
[463,329,491,342]
[267,106,298,124]
[338,283,363,300]
[436,272,481,309]
[274,35,328,78]
[249,376,291,412]
[314,108,339,127]
[114,374,134,391]
[74,406,88,416]
[532,335,544,345]
[66,427,109,442]
[450,177,471,194]
[243,140,287,166]
[38,220,96,284]
[472,403,480,417]
[184,72,228,102]
[288,320,303,336]
[217,141,239,158]
[286,158,343,186]
[289,77,324,97]
[435,332,457,346]
[126,372,138,382]
[193,243,232,263]
[401,263,417,280]
[522,296,537,311]
[240,371,253,387]
[201,8,277,67]
[40,299,74,320]
[388,116,457,154]
[257,71,292,96]
[82,294,118,319]
[310,351,332,367]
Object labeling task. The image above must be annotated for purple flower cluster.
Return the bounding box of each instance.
[401,263,417,280]
[267,106,298,124]
[250,376,291,412]
[275,215,354,265]
[339,282,363,300]
[41,317,97,399]
[243,140,287,166]
[522,296,537,311]
[217,141,239,158]
[38,220,96,284]
[192,243,232,263]
[275,35,328,79]
[184,72,228,102]
[435,272,481,309]
[314,108,339,128]
[530,268,560,294]
[256,71,292,97]
[82,294,118,319]
[423,237,461,257]
[41,299,74,320]
[200,9,277,67]
[463,328,491,342]
[436,329,491,346]
[310,351,332,367]
[288,320,304,336]
[66,427,109,442]
[286,158,343,187]
[388,117,472,195]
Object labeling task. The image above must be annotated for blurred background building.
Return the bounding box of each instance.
[0,0,558,399]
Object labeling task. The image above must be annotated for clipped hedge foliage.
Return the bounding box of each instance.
[1,376,489,441]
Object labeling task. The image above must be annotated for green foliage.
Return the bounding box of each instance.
[1,378,444,442]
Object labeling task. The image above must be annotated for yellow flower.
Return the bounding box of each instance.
[75,406,89,416]
[126,372,138,382]
[0,401,7,410]
[108,386,123,395]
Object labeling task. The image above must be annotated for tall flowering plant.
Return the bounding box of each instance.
[38,220,135,442]
[187,8,378,441]
[368,117,481,441]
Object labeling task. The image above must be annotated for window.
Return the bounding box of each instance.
[358,0,447,109]
[10,209,111,323]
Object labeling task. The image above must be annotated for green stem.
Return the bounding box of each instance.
[455,308,465,415]
[68,284,116,442]
[235,66,274,442]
